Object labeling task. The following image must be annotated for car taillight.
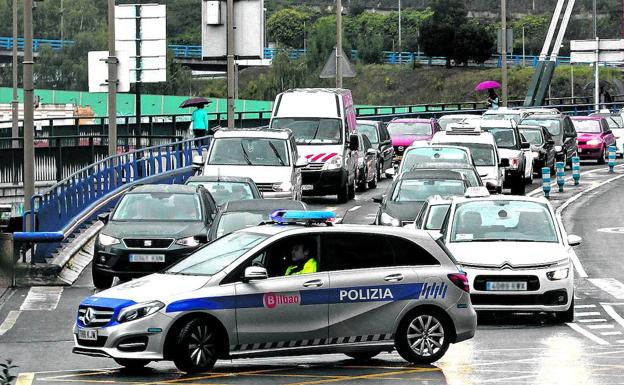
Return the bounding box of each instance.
[448,273,470,293]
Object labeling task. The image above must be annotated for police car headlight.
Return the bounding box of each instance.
[380,212,400,227]
[117,301,165,323]
[272,181,293,192]
[546,268,569,281]
[176,236,200,247]
[98,233,120,246]
[322,155,343,170]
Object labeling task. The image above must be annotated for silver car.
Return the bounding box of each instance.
[73,212,476,372]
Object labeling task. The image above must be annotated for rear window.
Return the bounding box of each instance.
[521,119,562,136]
[519,129,543,145]
[572,120,601,133]
[356,124,379,143]
[208,138,290,166]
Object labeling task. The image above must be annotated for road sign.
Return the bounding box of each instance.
[571,39,624,51]
[201,0,264,60]
[115,4,167,83]
[320,46,356,79]
[570,39,624,63]
[570,51,624,63]
[88,51,130,93]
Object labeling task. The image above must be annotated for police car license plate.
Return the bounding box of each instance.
[486,281,527,291]
[302,184,314,191]
[78,329,98,341]
[129,254,165,263]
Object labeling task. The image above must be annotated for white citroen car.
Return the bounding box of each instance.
[442,191,581,322]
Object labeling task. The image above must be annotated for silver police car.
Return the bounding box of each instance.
[73,211,476,372]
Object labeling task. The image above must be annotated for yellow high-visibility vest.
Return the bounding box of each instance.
[285,258,317,276]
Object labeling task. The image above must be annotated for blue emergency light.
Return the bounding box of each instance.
[269,210,336,224]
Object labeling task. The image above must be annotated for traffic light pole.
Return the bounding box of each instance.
[23,0,35,230]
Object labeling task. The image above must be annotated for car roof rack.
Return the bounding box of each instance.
[262,210,336,227]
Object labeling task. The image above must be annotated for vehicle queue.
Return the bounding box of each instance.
[76,88,624,373]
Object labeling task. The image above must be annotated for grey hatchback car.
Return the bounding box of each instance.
[74,212,476,373]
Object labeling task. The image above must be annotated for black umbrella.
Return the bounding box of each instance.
[179,97,211,108]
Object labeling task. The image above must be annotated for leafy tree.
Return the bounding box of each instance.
[267,9,308,48]
[305,15,352,71]
[453,21,494,65]
[511,15,549,56]
[357,33,384,64]
[419,0,466,66]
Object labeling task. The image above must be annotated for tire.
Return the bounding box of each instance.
[114,358,150,370]
[345,351,381,361]
[337,179,349,203]
[511,178,525,195]
[92,267,113,289]
[553,297,574,323]
[357,168,368,192]
[368,167,378,189]
[395,309,451,364]
[172,318,218,373]
[597,147,607,165]
[348,179,356,200]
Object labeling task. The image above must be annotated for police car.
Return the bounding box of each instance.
[73,211,476,372]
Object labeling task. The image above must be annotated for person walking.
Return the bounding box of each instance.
[192,104,209,139]
[487,89,500,109]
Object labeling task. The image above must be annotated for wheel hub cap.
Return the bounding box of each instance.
[406,315,445,357]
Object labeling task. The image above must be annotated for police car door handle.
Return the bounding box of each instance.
[384,274,404,282]
[303,279,324,288]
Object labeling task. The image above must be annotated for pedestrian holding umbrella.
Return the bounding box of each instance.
[180,97,211,138]
[475,81,501,110]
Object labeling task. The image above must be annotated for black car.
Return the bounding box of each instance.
[354,132,379,191]
[408,162,483,187]
[373,170,468,227]
[92,184,218,289]
[520,113,578,166]
[519,125,556,174]
[209,199,307,240]
[356,120,394,179]
[185,175,262,206]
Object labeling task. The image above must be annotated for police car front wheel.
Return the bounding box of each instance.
[395,309,451,364]
[172,317,218,373]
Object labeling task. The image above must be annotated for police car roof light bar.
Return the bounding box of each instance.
[269,210,336,225]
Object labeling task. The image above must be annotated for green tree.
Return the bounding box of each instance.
[453,21,494,65]
[511,15,549,56]
[267,8,308,48]
[419,0,467,67]
[357,33,384,64]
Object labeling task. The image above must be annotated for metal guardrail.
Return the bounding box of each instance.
[0,36,74,51]
[21,136,210,262]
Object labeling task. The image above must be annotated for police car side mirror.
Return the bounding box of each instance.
[192,155,204,171]
[243,266,268,282]
[499,158,510,167]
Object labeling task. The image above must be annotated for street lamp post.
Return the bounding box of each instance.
[11,0,18,149]
[398,0,402,57]
[108,0,118,158]
[227,0,235,128]
[23,0,35,231]
[336,0,343,88]
[501,0,508,107]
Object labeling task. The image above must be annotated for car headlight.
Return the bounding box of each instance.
[322,155,343,170]
[586,139,602,146]
[380,212,400,227]
[272,181,293,192]
[176,236,200,247]
[546,267,569,281]
[555,146,563,153]
[98,233,120,246]
[117,301,165,323]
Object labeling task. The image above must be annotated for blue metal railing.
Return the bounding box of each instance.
[0,36,74,51]
[21,135,210,261]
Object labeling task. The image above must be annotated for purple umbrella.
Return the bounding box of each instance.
[179,97,211,108]
[475,81,501,92]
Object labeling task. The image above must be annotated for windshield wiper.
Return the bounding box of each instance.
[240,142,253,165]
[268,142,285,166]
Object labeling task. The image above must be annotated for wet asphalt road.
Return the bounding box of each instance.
[4,161,624,384]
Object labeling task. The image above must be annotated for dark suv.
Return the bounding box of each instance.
[356,120,395,178]
[92,184,217,289]
[520,113,578,166]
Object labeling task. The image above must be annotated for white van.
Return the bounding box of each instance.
[269,88,359,203]
[197,129,308,199]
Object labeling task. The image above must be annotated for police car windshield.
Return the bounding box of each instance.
[186,181,254,206]
[168,232,268,276]
[208,138,290,167]
[450,200,558,243]
[272,118,342,145]
[112,193,202,221]
[392,179,465,202]
[216,212,269,238]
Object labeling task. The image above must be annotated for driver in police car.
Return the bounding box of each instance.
[285,241,317,275]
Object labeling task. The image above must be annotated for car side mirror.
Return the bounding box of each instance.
[499,158,510,167]
[521,141,531,149]
[479,173,488,178]
[385,168,396,177]
[295,157,309,168]
[349,134,359,152]
[372,194,384,203]
[567,234,582,246]
[243,266,268,282]
[547,139,555,145]
[605,129,612,135]
[195,234,208,244]
[192,154,204,171]
[97,213,109,224]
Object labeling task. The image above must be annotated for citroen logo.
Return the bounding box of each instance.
[144,240,152,247]
[500,262,513,270]
[84,308,95,326]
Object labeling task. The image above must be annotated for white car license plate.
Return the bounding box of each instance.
[129,254,165,263]
[302,184,314,191]
[78,329,98,341]
[486,281,527,291]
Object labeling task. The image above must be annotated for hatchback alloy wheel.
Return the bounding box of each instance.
[173,318,218,373]
[395,310,450,364]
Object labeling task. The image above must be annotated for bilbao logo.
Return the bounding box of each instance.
[263,292,300,309]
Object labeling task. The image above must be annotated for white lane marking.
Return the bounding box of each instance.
[20,287,64,311]
[589,278,624,299]
[578,318,607,323]
[575,312,602,316]
[566,323,610,345]
[0,310,21,336]
[347,205,361,212]
[575,304,597,309]
[587,324,614,330]
[601,331,622,336]
[602,304,624,331]
[478,375,537,383]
